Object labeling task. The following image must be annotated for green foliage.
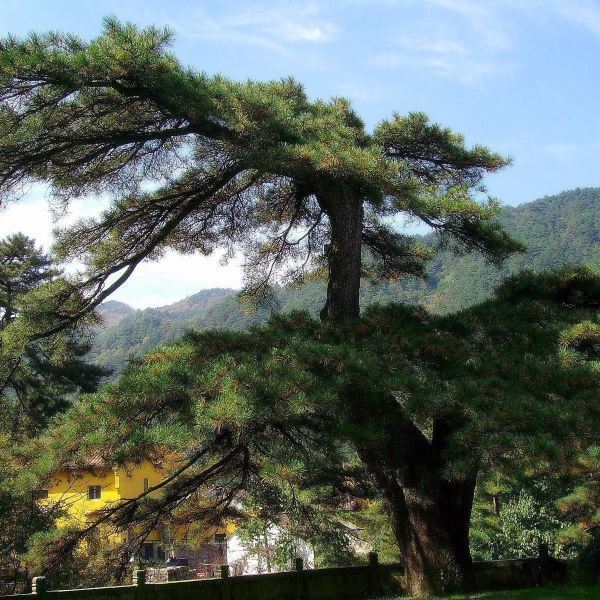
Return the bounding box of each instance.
[427,187,600,313]
[556,446,600,546]
[0,233,105,433]
[471,476,570,561]
[343,499,400,564]
[0,234,58,324]
[89,187,600,375]
[32,267,600,573]
[560,322,600,360]
[90,290,240,373]
[234,515,327,573]
[0,234,106,592]
[0,434,56,595]
[1,18,593,591]
[0,18,517,328]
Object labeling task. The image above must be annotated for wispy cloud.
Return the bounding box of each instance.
[394,36,468,55]
[358,0,600,87]
[484,0,600,39]
[542,139,600,160]
[368,4,515,86]
[370,51,508,85]
[332,81,383,102]
[172,2,338,53]
[550,0,600,37]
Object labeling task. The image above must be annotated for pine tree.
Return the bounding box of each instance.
[0,19,520,330]
[0,234,106,593]
[0,20,529,595]
[39,268,600,595]
[0,234,105,433]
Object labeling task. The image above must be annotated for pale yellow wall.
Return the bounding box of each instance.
[47,468,118,526]
[115,461,165,500]
[46,460,233,547]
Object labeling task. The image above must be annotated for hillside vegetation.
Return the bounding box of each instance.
[91,187,600,373]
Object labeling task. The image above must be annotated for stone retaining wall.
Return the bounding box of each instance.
[1,547,570,599]
[473,549,569,591]
[145,567,194,584]
[2,554,397,600]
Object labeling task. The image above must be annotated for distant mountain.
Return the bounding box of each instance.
[97,300,135,327]
[90,289,237,373]
[156,288,236,319]
[422,186,600,313]
[90,187,600,375]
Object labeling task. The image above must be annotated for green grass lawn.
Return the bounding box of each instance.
[375,585,600,599]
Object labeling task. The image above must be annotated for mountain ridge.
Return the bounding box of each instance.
[92,186,600,374]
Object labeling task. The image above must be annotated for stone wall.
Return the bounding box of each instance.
[473,545,569,591]
[1,547,572,600]
[145,567,194,584]
[1,554,395,600]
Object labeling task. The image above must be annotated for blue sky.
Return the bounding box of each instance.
[1,0,599,307]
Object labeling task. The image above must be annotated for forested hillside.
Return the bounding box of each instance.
[91,187,600,373]
[92,289,237,373]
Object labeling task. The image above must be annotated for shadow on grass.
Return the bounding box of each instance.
[374,584,600,599]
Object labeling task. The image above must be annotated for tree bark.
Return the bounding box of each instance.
[346,385,477,597]
[315,186,477,594]
[318,191,363,322]
[380,473,476,597]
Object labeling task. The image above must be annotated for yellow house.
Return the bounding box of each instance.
[43,452,230,573]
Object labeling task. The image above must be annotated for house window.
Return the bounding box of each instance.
[143,543,154,560]
[35,489,49,500]
[143,478,149,493]
[88,485,101,500]
[215,533,226,543]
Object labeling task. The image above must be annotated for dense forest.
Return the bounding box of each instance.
[91,187,600,374]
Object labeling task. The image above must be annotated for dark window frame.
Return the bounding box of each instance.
[143,543,154,560]
[88,485,102,500]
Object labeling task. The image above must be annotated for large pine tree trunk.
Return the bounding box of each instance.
[347,386,477,597]
[317,189,478,595]
[318,191,363,322]
[382,474,476,596]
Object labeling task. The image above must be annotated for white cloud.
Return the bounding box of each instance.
[0,189,111,248]
[351,0,600,49]
[388,0,513,50]
[0,197,54,250]
[370,22,514,85]
[110,250,243,309]
[173,2,338,52]
[0,195,243,309]
[550,0,600,37]
[357,0,600,86]
[332,81,383,102]
[394,36,467,55]
[542,139,600,160]
[369,51,509,85]
[245,8,337,43]
[362,0,516,85]
[481,0,600,39]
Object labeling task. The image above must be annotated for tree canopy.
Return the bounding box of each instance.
[0,18,520,327]
[0,233,105,434]
[33,266,600,593]
[86,187,600,375]
[0,234,105,594]
[0,18,544,596]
